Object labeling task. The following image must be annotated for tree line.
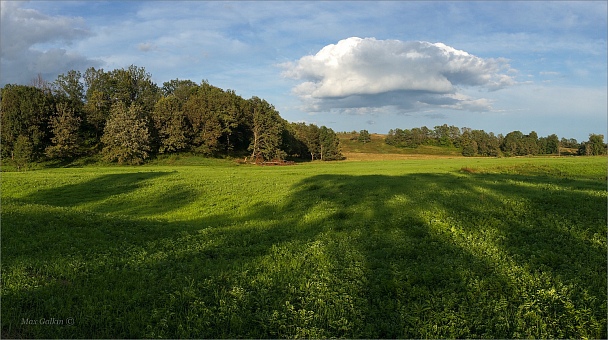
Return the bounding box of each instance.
[0,65,343,168]
[383,124,606,157]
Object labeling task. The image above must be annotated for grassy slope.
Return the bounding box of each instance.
[338,133,462,159]
[1,157,606,338]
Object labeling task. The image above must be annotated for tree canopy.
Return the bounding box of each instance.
[385,123,602,157]
[1,65,343,166]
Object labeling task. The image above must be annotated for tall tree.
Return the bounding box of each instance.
[31,73,52,93]
[53,70,85,114]
[104,66,159,111]
[460,129,477,156]
[248,97,284,161]
[448,125,462,147]
[471,129,501,156]
[434,124,453,146]
[282,122,309,159]
[561,137,579,149]
[183,85,223,155]
[83,67,112,138]
[579,134,607,156]
[12,135,34,171]
[0,84,54,160]
[101,102,151,164]
[501,130,524,156]
[45,103,83,159]
[300,123,321,160]
[539,134,559,154]
[519,131,539,155]
[162,79,198,99]
[319,126,343,161]
[151,96,190,154]
[83,66,160,141]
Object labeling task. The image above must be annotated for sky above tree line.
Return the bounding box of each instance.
[1,1,606,142]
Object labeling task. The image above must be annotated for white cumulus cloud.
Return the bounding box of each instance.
[282,37,516,114]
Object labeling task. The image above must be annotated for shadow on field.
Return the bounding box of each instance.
[20,171,197,216]
[3,171,606,338]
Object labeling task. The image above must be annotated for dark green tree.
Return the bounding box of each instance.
[460,129,477,157]
[101,102,151,164]
[45,103,82,159]
[434,124,453,146]
[358,130,371,144]
[248,97,284,161]
[107,65,160,113]
[302,124,321,160]
[12,135,34,171]
[0,84,54,160]
[462,140,478,157]
[385,128,402,147]
[520,131,540,155]
[83,66,160,141]
[162,79,199,98]
[53,70,85,114]
[151,96,190,154]
[282,122,309,159]
[561,137,579,149]
[319,126,343,160]
[579,134,607,156]
[539,134,559,154]
[83,67,112,138]
[470,130,501,157]
[183,85,223,155]
[448,125,462,147]
[501,130,524,156]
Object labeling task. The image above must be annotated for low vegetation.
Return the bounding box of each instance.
[2,156,606,338]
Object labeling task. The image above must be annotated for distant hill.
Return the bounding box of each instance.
[337,132,462,160]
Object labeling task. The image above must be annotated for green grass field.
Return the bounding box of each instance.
[2,156,606,338]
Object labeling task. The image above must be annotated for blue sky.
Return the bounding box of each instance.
[1,1,606,142]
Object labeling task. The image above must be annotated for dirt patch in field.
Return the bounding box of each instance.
[342,152,464,161]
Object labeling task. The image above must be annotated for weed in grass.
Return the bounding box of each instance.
[460,166,477,174]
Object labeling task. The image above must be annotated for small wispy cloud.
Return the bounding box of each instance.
[137,42,157,52]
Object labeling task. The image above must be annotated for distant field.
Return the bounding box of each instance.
[2,156,606,338]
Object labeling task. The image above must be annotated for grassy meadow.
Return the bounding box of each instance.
[1,156,607,338]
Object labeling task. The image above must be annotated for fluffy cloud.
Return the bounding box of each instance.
[0,2,100,85]
[282,37,515,113]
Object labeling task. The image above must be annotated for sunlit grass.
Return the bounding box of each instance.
[2,157,606,338]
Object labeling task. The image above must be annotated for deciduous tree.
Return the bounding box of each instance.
[151,96,190,154]
[0,84,54,160]
[53,70,85,114]
[248,97,284,161]
[183,86,223,155]
[358,130,371,144]
[101,102,151,164]
[579,134,607,156]
[319,126,343,161]
[45,103,82,159]
[12,135,34,171]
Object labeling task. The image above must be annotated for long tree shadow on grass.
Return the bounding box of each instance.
[20,171,199,217]
[2,171,606,338]
[272,172,606,338]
